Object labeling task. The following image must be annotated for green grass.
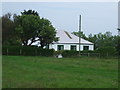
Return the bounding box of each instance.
[2,56,118,88]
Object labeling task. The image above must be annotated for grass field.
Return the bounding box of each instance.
[2,56,118,88]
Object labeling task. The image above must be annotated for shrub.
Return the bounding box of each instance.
[21,46,37,56]
[96,46,116,57]
[62,50,79,57]
[37,48,54,56]
[81,50,95,53]
[2,46,54,56]
[54,50,79,57]
[2,46,21,55]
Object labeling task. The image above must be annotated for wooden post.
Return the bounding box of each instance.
[7,48,8,56]
[99,53,100,58]
[107,53,108,57]
[88,53,89,57]
[35,49,37,56]
[20,49,22,55]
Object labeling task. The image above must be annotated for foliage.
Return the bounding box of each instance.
[115,36,120,55]
[81,50,95,53]
[72,31,88,40]
[88,32,115,49]
[2,46,54,56]
[62,50,79,57]
[55,50,79,57]
[87,32,120,56]
[54,48,118,58]
[21,10,39,16]
[96,46,116,57]
[2,13,20,45]
[14,14,41,46]
[38,18,58,48]
[14,10,58,47]
[2,13,12,44]
[73,31,119,56]
[2,10,119,56]
[2,10,58,47]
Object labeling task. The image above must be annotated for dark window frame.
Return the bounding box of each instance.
[57,45,64,50]
[83,46,89,50]
[71,45,77,50]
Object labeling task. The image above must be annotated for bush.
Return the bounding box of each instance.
[96,46,116,57]
[2,46,54,56]
[81,50,95,53]
[62,50,79,57]
[2,46,21,55]
[21,46,37,56]
[54,50,101,57]
[55,50,79,57]
[37,48,54,56]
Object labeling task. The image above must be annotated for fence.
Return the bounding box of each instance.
[81,53,119,58]
[2,46,54,56]
[2,46,118,58]
[80,53,100,57]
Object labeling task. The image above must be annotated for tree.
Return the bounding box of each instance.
[2,13,18,45]
[72,31,88,40]
[21,10,39,16]
[97,46,116,57]
[88,34,98,49]
[14,10,58,48]
[114,36,120,55]
[103,32,114,47]
[14,14,41,46]
[88,31,115,50]
[117,37,120,55]
[0,17,2,48]
[37,18,58,48]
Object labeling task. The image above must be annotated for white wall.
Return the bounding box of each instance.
[64,44,70,50]
[76,45,83,51]
[49,44,57,51]
[88,45,94,51]
[49,43,94,51]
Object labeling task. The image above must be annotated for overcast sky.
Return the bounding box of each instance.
[2,2,118,36]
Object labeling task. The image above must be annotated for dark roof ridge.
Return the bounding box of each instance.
[64,31,72,39]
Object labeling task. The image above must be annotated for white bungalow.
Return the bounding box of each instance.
[30,30,94,51]
[48,30,94,51]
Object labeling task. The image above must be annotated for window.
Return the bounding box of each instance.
[71,45,76,50]
[83,46,89,50]
[57,45,64,50]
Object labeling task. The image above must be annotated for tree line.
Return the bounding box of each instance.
[2,10,58,48]
[1,9,120,56]
[72,31,120,56]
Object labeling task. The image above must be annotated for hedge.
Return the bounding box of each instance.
[62,50,79,57]
[2,46,54,56]
[2,46,117,57]
[54,49,114,57]
[96,46,117,57]
[54,50,77,57]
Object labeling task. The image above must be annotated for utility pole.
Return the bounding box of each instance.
[118,28,120,36]
[79,15,81,56]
